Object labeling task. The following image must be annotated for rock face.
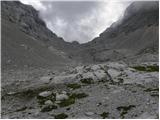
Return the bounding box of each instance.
[71,1,159,63]
[1,1,77,70]
[1,1,159,69]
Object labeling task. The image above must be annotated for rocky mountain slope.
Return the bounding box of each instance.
[2,1,159,69]
[1,1,159,119]
[71,1,159,63]
[1,1,78,70]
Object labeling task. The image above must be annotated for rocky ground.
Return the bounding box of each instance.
[1,61,159,119]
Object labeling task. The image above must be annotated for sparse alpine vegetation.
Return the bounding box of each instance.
[80,78,94,84]
[54,113,68,119]
[66,83,81,90]
[132,65,159,72]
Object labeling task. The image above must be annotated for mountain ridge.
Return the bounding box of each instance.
[1,1,159,69]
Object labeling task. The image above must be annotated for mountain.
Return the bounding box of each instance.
[72,1,159,63]
[1,1,159,119]
[1,1,78,70]
[1,1,159,70]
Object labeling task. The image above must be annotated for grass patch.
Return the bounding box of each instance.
[66,83,81,90]
[117,105,135,118]
[54,113,68,119]
[70,93,88,99]
[100,112,109,119]
[132,65,159,72]
[37,94,55,105]
[58,92,88,107]
[144,88,159,92]
[58,98,75,107]
[80,78,94,84]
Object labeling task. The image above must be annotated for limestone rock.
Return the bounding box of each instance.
[39,91,52,98]
[56,93,69,101]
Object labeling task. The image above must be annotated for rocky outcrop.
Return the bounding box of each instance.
[2,61,158,118]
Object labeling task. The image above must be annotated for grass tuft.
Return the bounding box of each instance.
[117,105,135,118]
[80,78,94,84]
[54,113,68,119]
[66,83,81,90]
[132,65,159,72]
[58,92,88,107]
[100,112,109,119]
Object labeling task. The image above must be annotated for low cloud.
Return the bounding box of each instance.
[20,1,130,43]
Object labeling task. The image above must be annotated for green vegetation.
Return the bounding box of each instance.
[117,105,136,118]
[58,97,75,107]
[37,95,55,105]
[70,93,88,99]
[80,78,94,84]
[58,92,88,107]
[100,112,109,119]
[132,65,159,72]
[54,113,68,119]
[66,83,81,90]
[144,88,159,92]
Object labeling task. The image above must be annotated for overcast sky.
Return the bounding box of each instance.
[20,0,131,43]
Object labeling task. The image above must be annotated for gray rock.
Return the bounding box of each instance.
[39,91,52,98]
[108,69,121,78]
[40,76,53,84]
[56,93,69,101]
[137,112,157,119]
[44,100,54,106]
[85,112,94,116]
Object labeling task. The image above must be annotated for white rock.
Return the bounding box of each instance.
[107,62,127,70]
[94,70,107,80]
[61,91,67,94]
[56,93,68,101]
[74,66,84,74]
[7,92,17,95]
[44,100,54,106]
[137,112,157,119]
[52,74,77,84]
[40,76,53,84]
[55,101,61,104]
[82,72,96,80]
[85,112,94,116]
[39,91,52,97]
[91,64,101,71]
[108,69,121,78]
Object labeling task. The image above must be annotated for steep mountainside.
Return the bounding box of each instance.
[1,1,159,69]
[71,1,159,63]
[1,1,159,119]
[1,1,78,70]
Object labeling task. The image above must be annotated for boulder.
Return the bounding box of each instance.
[94,70,108,80]
[44,100,54,106]
[108,69,121,78]
[85,112,94,116]
[38,91,52,98]
[56,93,69,101]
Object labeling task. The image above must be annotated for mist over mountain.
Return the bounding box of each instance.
[1,1,78,70]
[72,1,159,63]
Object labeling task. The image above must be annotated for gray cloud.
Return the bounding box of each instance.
[20,1,131,43]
